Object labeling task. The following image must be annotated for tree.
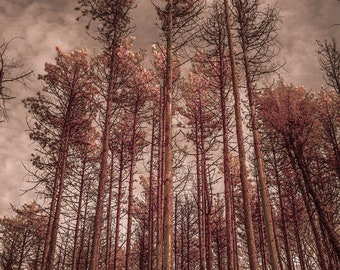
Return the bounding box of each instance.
[124,65,152,270]
[258,81,340,265]
[232,0,281,268]
[0,202,46,270]
[154,1,205,268]
[317,38,340,94]
[315,89,340,179]
[199,3,236,267]
[0,38,32,123]
[76,1,135,269]
[223,1,260,269]
[23,47,96,270]
[179,68,222,270]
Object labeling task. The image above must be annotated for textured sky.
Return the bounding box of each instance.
[0,0,339,215]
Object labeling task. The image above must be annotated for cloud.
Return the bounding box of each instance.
[276,0,340,90]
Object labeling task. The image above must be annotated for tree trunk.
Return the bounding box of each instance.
[71,157,87,270]
[41,124,71,270]
[89,46,117,270]
[148,108,156,270]
[194,120,205,270]
[198,90,213,270]
[223,1,259,269]
[291,195,307,270]
[236,4,280,268]
[156,83,165,270]
[125,100,139,270]
[105,150,115,270]
[286,149,327,269]
[163,0,174,269]
[46,122,72,270]
[113,137,125,270]
[216,7,235,269]
[270,139,294,270]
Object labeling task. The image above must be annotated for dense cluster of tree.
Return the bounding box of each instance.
[0,0,339,269]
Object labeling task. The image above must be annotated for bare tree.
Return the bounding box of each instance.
[76,1,135,269]
[153,1,205,268]
[0,38,32,123]
[223,1,260,269]
[233,0,281,268]
[317,38,340,94]
[23,47,96,270]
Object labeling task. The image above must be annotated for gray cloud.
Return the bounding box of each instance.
[0,0,339,215]
[276,0,340,90]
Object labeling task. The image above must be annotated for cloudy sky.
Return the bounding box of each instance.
[0,0,339,215]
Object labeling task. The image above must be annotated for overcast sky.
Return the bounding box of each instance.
[0,0,339,216]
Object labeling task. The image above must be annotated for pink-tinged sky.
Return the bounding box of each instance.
[0,0,339,215]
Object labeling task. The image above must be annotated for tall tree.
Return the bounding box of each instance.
[199,3,236,267]
[223,1,259,268]
[233,0,281,268]
[125,65,152,270]
[154,1,205,268]
[179,68,221,270]
[23,47,96,270]
[76,1,135,269]
[258,81,340,264]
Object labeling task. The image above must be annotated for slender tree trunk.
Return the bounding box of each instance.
[291,195,307,270]
[89,47,117,270]
[125,100,139,270]
[223,1,259,269]
[174,195,179,270]
[148,108,156,270]
[180,207,185,270]
[236,4,280,268]
[186,201,190,270]
[46,124,71,270]
[286,144,329,268]
[61,225,70,269]
[42,123,71,270]
[232,186,239,269]
[163,0,174,268]
[105,150,115,270]
[217,10,235,269]
[270,139,294,270]
[113,137,125,270]
[77,183,90,270]
[156,83,165,270]
[257,185,268,270]
[194,118,205,270]
[198,91,213,270]
[71,157,87,270]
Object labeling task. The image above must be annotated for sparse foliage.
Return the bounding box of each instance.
[0,38,32,123]
[317,38,340,94]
